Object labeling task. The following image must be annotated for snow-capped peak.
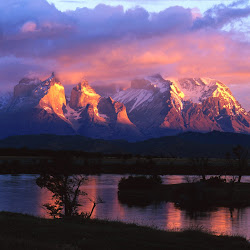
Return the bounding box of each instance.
[166,77,246,115]
[167,78,226,103]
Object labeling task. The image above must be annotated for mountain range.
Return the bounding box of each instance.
[0,73,249,141]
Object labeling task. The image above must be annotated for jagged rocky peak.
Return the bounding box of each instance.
[5,72,67,119]
[69,80,100,110]
[37,73,66,117]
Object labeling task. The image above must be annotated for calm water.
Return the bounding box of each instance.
[0,174,250,239]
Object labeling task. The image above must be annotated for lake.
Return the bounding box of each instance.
[0,174,250,239]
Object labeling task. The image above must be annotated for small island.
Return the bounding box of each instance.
[118,176,250,209]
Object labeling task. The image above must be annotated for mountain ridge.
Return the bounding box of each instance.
[0,131,249,158]
[0,73,249,141]
[113,75,250,137]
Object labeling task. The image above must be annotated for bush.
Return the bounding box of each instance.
[203,176,226,186]
[118,175,162,191]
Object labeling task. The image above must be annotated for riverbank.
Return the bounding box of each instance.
[0,154,250,175]
[0,212,249,249]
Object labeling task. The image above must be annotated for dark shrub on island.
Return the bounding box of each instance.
[118,175,162,191]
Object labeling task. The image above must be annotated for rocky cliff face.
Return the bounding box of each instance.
[97,97,134,126]
[69,80,100,110]
[67,81,141,140]
[37,77,67,118]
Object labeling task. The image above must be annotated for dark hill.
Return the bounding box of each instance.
[0,131,249,158]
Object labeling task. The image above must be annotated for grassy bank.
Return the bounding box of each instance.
[0,212,249,249]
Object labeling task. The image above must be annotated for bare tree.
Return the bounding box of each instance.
[36,174,88,218]
[80,197,104,219]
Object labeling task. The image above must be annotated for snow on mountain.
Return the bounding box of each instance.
[112,74,250,136]
[0,72,249,140]
[113,75,171,113]
[168,78,215,103]
[114,76,246,114]
[145,74,171,93]
[114,88,154,113]
[114,75,248,115]
[64,105,83,130]
[170,78,246,115]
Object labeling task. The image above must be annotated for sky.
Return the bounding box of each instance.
[0,0,249,109]
[47,0,237,13]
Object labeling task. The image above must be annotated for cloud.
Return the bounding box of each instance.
[193,0,250,29]
[21,21,37,33]
[0,0,249,110]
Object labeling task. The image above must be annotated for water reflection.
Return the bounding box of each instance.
[165,203,182,229]
[0,174,249,239]
[81,177,98,217]
[38,189,54,218]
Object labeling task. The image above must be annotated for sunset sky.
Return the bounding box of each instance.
[0,0,249,109]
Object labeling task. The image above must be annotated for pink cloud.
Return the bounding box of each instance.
[0,0,249,111]
[21,21,37,33]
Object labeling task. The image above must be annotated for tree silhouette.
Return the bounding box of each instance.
[36,174,88,218]
[189,157,208,181]
[233,145,249,183]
